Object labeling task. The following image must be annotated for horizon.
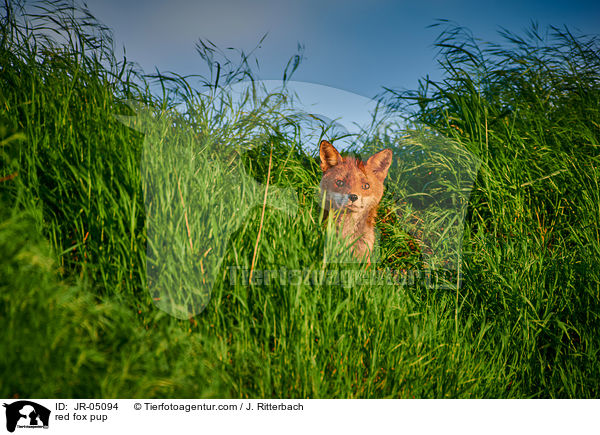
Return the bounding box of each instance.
[83,0,600,101]
[73,0,600,146]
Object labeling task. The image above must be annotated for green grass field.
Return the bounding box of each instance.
[1,2,599,398]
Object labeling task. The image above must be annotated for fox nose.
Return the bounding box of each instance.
[348,194,358,202]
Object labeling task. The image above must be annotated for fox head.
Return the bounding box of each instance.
[319,140,392,214]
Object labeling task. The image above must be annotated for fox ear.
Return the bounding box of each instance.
[319,140,342,171]
[366,149,393,180]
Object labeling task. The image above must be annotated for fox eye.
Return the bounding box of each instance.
[336,179,344,187]
[362,182,370,190]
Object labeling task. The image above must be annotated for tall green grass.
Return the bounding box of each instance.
[380,20,600,396]
[1,3,599,398]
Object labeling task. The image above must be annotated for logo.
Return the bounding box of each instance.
[3,401,50,433]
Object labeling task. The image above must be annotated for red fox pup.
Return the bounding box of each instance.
[319,140,393,263]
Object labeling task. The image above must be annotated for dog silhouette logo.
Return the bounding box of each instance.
[3,401,50,433]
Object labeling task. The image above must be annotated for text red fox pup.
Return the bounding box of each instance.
[319,140,393,263]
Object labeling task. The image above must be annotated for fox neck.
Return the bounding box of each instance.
[326,204,377,249]
[339,206,374,231]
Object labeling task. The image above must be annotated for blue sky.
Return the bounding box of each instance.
[84,0,599,100]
